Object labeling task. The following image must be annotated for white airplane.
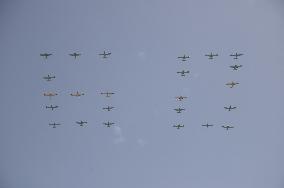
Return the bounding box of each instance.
[230,52,243,59]
[205,52,218,59]
[99,51,111,58]
[226,81,239,88]
[70,91,85,97]
[43,92,58,99]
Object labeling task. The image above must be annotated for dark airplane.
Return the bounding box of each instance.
[103,122,115,127]
[174,108,185,113]
[40,53,52,59]
[103,106,115,111]
[230,52,243,59]
[230,64,243,70]
[226,81,239,88]
[173,124,184,129]
[43,74,55,81]
[176,96,187,101]
[46,105,59,111]
[224,105,237,111]
[177,70,190,76]
[205,52,218,59]
[69,52,81,59]
[49,122,60,128]
[177,54,190,61]
[202,123,214,128]
[222,125,234,130]
[76,121,88,126]
[101,92,115,97]
[99,51,111,58]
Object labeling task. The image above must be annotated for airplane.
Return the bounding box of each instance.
[177,70,190,76]
[43,74,55,81]
[176,96,187,101]
[103,106,115,111]
[46,105,59,111]
[230,64,243,70]
[202,123,214,128]
[43,92,58,99]
[222,125,234,130]
[224,105,237,111]
[177,54,190,61]
[99,51,111,58]
[49,122,60,128]
[69,52,81,59]
[230,52,243,59]
[226,81,239,88]
[174,108,185,113]
[103,122,115,127]
[76,121,88,126]
[70,91,85,97]
[205,52,218,59]
[40,53,52,59]
[173,124,184,129]
[101,92,115,97]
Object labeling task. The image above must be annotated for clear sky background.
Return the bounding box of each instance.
[0,0,284,187]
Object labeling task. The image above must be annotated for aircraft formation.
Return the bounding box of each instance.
[42,51,115,128]
[41,51,243,131]
[173,52,244,131]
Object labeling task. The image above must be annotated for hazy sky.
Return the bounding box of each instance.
[1,0,284,188]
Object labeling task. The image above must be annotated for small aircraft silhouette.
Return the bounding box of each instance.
[173,124,184,129]
[224,105,237,111]
[176,96,187,101]
[49,122,60,128]
[76,121,88,126]
[46,105,59,111]
[40,53,52,59]
[43,92,58,99]
[205,52,218,59]
[70,91,85,97]
[103,122,115,127]
[103,106,115,111]
[230,52,243,59]
[226,81,239,88]
[202,123,214,128]
[101,92,115,97]
[222,125,234,130]
[177,54,190,61]
[177,70,190,76]
[230,65,243,70]
[99,51,111,58]
[43,74,55,81]
[69,52,81,59]
[174,108,185,113]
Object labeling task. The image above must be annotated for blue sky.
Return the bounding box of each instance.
[0,0,284,188]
